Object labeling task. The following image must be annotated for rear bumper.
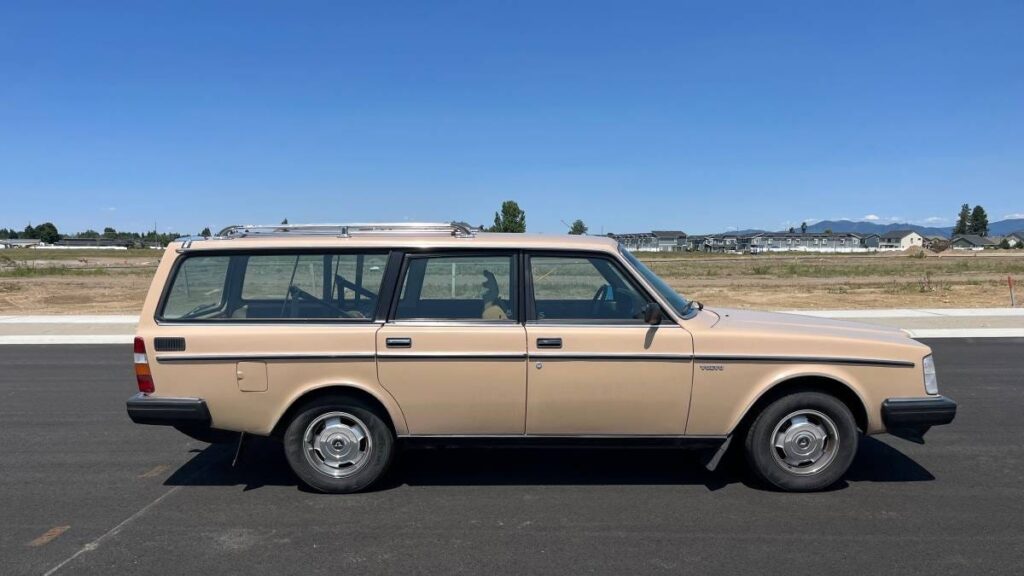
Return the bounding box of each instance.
[882,396,957,442]
[126,392,211,426]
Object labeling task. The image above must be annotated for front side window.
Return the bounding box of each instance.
[529,255,650,322]
[619,247,690,318]
[394,254,515,321]
[160,251,387,321]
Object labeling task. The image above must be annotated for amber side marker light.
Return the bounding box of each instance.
[134,337,155,394]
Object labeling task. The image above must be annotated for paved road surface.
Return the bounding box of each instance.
[1,341,1021,575]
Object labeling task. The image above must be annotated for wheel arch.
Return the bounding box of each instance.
[270,383,408,438]
[729,374,869,437]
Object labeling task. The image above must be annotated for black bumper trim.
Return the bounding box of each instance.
[882,396,956,443]
[126,393,211,426]
[882,396,957,427]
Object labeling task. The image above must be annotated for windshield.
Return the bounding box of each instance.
[619,246,692,318]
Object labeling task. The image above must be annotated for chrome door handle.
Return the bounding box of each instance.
[386,337,412,348]
[537,338,562,349]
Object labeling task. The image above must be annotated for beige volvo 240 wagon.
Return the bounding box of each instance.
[127,222,956,492]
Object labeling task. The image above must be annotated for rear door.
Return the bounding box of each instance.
[524,252,694,435]
[375,251,527,435]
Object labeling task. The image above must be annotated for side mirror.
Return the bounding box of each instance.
[641,302,663,324]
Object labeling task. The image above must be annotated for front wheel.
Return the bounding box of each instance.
[744,391,858,492]
[283,396,395,493]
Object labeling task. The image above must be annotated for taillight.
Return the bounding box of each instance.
[134,337,155,394]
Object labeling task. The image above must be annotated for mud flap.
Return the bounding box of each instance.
[702,435,732,471]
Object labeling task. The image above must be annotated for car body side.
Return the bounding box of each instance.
[135,234,935,440]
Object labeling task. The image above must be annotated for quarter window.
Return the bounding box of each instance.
[160,252,387,321]
[529,256,649,322]
[394,254,515,321]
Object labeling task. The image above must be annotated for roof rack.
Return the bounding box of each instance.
[214,222,477,239]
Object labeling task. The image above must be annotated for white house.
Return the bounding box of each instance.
[864,230,924,251]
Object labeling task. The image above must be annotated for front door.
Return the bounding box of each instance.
[376,252,527,435]
[524,253,694,435]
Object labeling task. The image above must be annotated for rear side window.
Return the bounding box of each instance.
[160,252,387,321]
[161,256,230,320]
[395,254,516,321]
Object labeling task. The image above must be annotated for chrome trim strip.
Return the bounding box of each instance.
[378,352,526,360]
[693,354,915,368]
[529,353,693,361]
[525,323,683,329]
[398,434,727,440]
[155,353,375,363]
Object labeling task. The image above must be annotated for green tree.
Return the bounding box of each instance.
[281,218,289,225]
[969,205,989,236]
[200,227,212,237]
[568,219,588,235]
[23,224,38,239]
[488,201,526,233]
[788,227,795,233]
[999,238,1011,249]
[34,222,60,244]
[102,227,118,239]
[800,222,807,234]
[824,228,833,234]
[78,229,100,239]
[954,204,971,235]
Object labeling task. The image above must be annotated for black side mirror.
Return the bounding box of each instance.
[641,302,663,324]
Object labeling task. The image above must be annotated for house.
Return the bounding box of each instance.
[608,231,687,252]
[863,230,924,251]
[744,232,868,254]
[651,230,687,251]
[922,235,947,250]
[1005,232,1024,248]
[951,235,995,251]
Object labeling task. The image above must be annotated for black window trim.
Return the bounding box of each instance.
[386,249,523,324]
[524,250,660,325]
[155,248,395,325]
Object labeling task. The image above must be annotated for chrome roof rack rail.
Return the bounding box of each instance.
[215,222,477,239]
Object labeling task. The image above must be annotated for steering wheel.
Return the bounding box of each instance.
[590,284,611,316]
[285,285,347,318]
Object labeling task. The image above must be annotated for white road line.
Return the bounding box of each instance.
[903,328,1024,339]
[0,315,139,324]
[0,335,134,345]
[42,486,182,576]
[780,308,1024,318]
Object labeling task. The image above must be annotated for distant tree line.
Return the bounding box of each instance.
[0,223,183,246]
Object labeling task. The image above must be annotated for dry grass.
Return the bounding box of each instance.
[0,249,1022,314]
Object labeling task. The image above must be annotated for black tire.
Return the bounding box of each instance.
[283,395,395,493]
[744,391,858,492]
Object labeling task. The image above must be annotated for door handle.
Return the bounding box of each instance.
[386,337,412,348]
[537,338,562,349]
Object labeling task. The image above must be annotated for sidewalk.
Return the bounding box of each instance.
[1,309,1022,344]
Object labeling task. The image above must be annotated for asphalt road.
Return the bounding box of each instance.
[1,341,1022,575]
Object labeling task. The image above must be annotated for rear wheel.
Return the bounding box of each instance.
[283,396,394,493]
[744,391,857,492]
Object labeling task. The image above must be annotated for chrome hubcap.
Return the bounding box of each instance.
[770,409,839,475]
[303,411,372,478]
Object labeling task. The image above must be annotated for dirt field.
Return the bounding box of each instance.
[1,248,1022,313]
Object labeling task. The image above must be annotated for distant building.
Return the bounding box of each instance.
[41,238,132,250]
[608,231,687,252]
[1004,232,1024,248]
[744,232,868,254]
[951,235,995,251]
[0,239,43,249]
[863,230,925,251]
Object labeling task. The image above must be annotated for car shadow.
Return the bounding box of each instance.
[163,435,933,492]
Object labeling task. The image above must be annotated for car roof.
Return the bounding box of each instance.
[171,232,621,253]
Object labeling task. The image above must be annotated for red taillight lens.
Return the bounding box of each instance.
[134,337,155,394]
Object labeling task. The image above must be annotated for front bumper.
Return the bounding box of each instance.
[882,396,957,443]
[126,392,211,427]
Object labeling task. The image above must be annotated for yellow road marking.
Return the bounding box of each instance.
[28,525,70,547]
[138,464,170,479]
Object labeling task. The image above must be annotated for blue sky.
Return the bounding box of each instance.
[1,1,1021,235]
